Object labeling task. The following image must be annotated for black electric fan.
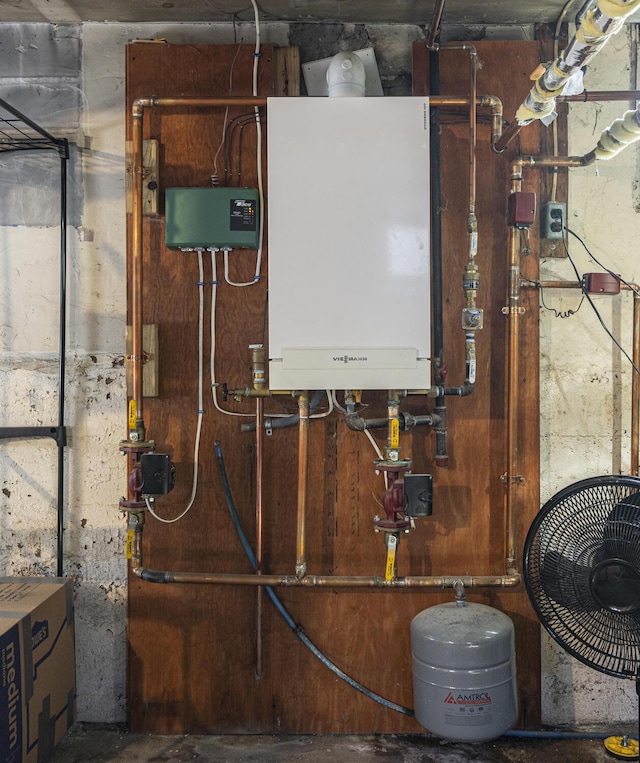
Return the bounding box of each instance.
[524,475,640,760]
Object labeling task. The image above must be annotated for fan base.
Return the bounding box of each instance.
[604,735,639,760]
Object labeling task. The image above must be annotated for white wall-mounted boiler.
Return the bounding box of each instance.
[267,96,431,390]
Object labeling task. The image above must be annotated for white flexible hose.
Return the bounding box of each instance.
[147,251,205,522]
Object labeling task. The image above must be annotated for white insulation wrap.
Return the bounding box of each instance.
[594,107,640,159]
[515,0,640,125]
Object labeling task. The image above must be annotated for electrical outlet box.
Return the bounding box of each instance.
[541,201,566,239]
[165,187,259,249]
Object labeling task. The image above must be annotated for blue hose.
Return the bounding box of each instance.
[214,440,414,717]
[214,441,634,738]
[505,729,634,740]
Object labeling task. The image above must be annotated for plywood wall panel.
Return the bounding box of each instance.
[126,40,542,734]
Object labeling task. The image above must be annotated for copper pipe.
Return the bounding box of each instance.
[514,154,594,170]
[524,280,639,290]
[505,166,522,568]
[133,569,521,587]
[480,95,504,145]
[130,523,520,588]
[426,0,446,50]
[437,45,478,215]
[130,101,146,439]
[295,392,310,579]
[633,293,640,476]
[561,90,640,102]
[495,119,523,153]
[255,395,264,678]
[428,95,503,145]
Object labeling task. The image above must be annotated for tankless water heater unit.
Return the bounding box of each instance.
[267,96,431,391]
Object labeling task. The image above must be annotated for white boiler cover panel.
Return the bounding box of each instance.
[267,96,430,390]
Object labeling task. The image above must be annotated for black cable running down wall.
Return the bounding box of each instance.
[57,145,69,577]
[429,49,448,463]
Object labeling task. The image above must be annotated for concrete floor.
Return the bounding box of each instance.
[46,724,637,762]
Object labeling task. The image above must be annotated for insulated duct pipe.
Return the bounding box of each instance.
[496,0,640,151]
[584,103,640,161]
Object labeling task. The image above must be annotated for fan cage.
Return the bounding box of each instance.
[524,475,640,679]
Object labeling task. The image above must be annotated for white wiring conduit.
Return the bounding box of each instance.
[515,0,640,126]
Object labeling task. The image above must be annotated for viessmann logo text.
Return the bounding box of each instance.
[332,355,368,363]
[444,692,492,705]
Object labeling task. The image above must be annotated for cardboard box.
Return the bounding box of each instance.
[0,578,75,763]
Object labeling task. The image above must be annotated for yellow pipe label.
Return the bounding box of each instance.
[390,419,400,449]
[385,535,397,581]
[128,399,137,431]
[126,529,135,560]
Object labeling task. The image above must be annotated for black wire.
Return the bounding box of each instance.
[224,111,265,185]
[562,232,640,376]
[520,273,584,318]
[541,288,585,318]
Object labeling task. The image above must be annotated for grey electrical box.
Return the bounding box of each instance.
[165,187,260,249]
[540,201,566,239]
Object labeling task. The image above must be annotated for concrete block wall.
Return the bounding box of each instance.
[0,18,637,727]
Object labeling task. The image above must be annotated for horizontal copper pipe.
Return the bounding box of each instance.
[522,280,639,291]
[560,90,640,102]
[131,565,521,589]
[130,534,519,588]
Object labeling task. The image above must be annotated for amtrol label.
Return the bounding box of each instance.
[230,198,257,231]
[443,691,493,728]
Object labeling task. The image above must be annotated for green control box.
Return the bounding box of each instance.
[165,187,260,249]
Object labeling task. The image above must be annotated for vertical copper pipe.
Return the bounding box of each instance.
[505,161,525,568]
[467,47,477,216]
[439,44,478,215]
[255,395,264,678]
[506,225,520,568]
[426,0,446,50]
[632,293,640,476]
[131,99,147,439]
[295,393,310,579]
